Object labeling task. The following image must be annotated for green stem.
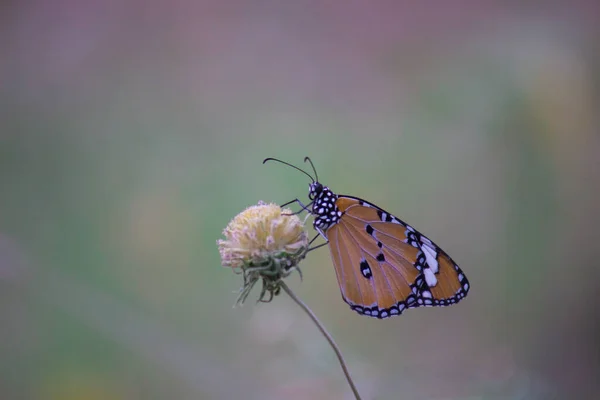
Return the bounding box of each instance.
[280,281,362,400]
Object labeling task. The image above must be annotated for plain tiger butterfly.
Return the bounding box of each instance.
[264,157,470,319]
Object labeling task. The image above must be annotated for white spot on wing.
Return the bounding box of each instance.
[424,268,437,287]
[420,240,439,273]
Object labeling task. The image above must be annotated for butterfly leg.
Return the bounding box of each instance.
[314,226,328,241]
[307,232,329,252]
[280,199,313,216]
[308,241,329,252]
[309,233,320,246]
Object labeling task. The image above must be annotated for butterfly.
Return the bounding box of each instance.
[264,157,470,319]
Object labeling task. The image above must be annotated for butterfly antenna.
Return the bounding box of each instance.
[303,157,319,182]
[263,157,315,182]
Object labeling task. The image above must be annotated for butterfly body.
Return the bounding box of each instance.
[309,182,341,235]
[265,157,470,319]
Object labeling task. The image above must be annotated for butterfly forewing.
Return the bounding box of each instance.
[341,217,419,285]
[325,195,469,318]
[370,222,420,261]
[424,253,469,304]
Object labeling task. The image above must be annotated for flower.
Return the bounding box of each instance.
[218,201,309,304]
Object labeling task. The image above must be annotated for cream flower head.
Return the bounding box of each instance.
[218,201,309,304]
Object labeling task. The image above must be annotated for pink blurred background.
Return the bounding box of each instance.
[1,1,599,399]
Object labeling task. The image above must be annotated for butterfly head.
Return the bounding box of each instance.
[308,182,323,200]
[263,157,341,231]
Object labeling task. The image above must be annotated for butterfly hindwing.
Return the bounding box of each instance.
[328,223,378,310]
[327,222,422,318]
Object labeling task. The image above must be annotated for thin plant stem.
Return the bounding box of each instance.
[280,281,362,400]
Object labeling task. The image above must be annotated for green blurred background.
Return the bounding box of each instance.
[1,2,599,399]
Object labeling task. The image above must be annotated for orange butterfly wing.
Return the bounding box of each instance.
[326,196,469,318]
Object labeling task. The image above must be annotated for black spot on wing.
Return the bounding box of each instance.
[359,259,372,279]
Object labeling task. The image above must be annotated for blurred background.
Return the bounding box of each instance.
[1,1,599,399]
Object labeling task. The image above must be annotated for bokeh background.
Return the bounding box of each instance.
[1,1,599,399]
